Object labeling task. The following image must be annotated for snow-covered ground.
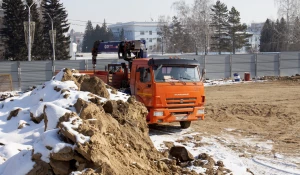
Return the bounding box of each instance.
[150,128,300,175]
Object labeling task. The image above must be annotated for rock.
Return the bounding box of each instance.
[54,86,61,92]
[63,94,70,99]
[127,96,136,104]
[17,120,29,129]
[7,108,22,120]
[198,153,209,160]
[49,159,70,175]
[217,160,224,167]
[27,152,53,175]
[50,146,74,161]
[193,159,204,167]
[103,100,118,114]
[30,112,45,124]
[61,89,70,94]
[169,146,194,162]
[111,89,118,94]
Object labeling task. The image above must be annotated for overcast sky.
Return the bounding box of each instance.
[62,0,278,32]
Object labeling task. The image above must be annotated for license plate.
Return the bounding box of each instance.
[175,115,188,121]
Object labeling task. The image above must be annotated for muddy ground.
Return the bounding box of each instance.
[191,81,300,165]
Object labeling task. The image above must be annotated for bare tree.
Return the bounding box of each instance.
[157,15,172,53]
[172,0,213,54]
[274,0,300,50]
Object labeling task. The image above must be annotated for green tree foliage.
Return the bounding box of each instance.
[227,7,252,54]
[210,0,229,54]
[81,20,114,53]
[170,16,184,53]
[260,18,289,52]
[1,0,27,60]
[260,19,274,52]
[119,28,125,41]
[82,21,94,52]
[42,0,70,60]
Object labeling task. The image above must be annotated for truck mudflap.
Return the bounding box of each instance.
[147,107,205,124]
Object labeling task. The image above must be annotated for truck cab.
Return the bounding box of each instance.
[129,58,205,129]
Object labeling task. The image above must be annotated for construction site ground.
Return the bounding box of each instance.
[150,80,300,174]
[199,80,300,158]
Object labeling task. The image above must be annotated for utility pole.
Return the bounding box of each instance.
[47,13,56,76]
[25,2,35,61]
[47,13,56,61]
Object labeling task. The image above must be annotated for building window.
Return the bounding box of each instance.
[140,38,145,40]
[140,31,145,35]
[149,38,152,42]
[149,31,152,35]
[149,46,153,50]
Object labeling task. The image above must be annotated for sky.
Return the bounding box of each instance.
[61,0,278,33]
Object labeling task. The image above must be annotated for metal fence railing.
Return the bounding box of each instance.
[0,52,299,91]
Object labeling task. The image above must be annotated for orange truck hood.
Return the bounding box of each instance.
[152,82,205,108]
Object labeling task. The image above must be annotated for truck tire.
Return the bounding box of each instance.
[180,121,191,129]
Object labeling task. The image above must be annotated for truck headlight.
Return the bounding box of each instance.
[197,109,205,115]
[154,111,164,116]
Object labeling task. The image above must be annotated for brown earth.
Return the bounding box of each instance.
[192,81,300,164]
[27,68,205,175]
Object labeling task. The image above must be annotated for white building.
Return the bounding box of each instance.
[247,23,264,52]
[108,22,160,52]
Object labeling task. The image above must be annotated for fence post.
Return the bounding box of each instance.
[17,61,21,91]
[85,59,88,71]
[278,53,281,77]
[204,55,206,80]
[229,54,232,78]
[255,53,258,78]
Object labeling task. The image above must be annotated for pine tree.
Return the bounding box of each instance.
[119,28,125,41]
[277,18,288,51]
[227,7,252,54]
[170,16,184,53]
[81,21,93,52]
[260,19,273,52]
[210,0,229,54]
[25,0,44,60]
[42,0,70,60]
[1,0,27,61]
[93,24,102,40]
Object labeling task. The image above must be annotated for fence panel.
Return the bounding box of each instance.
[205,55,230,79]
[0,62,19,90]
[54,60,86,71]
[280,52,300,76]
[257,54,279,77]
[20,61,52,91]
[232,54,256,79]
[87,59,119,71]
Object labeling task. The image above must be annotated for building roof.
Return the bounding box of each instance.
[109,21,159,28]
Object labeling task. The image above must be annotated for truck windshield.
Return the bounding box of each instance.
[153,66,200,82]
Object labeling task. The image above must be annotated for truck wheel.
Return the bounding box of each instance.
[180,121,191,129]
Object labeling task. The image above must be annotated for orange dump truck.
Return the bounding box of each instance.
[80,58,205,129]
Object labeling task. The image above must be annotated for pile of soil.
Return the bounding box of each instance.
[25,68,200,175]
[259,75,300,81]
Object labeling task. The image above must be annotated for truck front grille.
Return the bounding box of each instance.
[166,97,197,106]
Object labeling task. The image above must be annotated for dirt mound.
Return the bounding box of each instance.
[60,68,109,99]
[259,75,300,81]
[25,68,202,175]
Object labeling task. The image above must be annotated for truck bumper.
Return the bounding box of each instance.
[147,107,205,124]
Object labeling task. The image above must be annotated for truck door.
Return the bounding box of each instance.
[135,66,153,107]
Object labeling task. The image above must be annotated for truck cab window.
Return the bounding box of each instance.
[140,67,151,83]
